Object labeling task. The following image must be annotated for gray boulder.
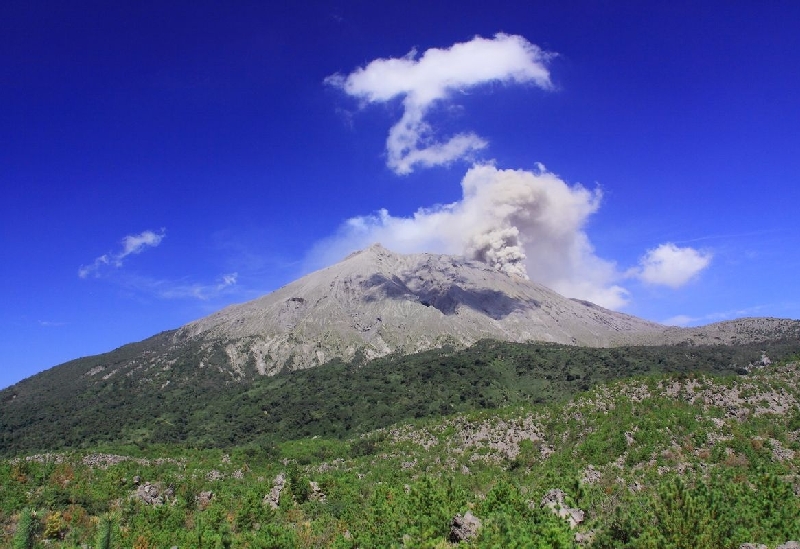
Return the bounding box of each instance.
[449,511,482,543]
[134,482,174,506]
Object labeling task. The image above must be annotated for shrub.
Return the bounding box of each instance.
[13,509,37,549]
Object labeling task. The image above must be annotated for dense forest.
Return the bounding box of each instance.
[3,338,800,455]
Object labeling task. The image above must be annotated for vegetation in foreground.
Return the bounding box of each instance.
[2,359,800,548]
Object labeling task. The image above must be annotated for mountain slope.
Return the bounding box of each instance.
[2,243,800,455]
[174,243,663,376]
[3,337,800,455]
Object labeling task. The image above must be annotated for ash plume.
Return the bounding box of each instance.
[308,164,629,308]
[318,35,712,309]
[466,227,528,278]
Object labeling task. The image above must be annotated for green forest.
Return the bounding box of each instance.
[3,338,799,455]
[2,339,800,547]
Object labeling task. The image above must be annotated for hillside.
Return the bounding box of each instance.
[4,337,800,456]
[4,244,800,458]
[2,358,799,548]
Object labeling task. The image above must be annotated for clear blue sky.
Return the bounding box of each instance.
[2,1,799,389]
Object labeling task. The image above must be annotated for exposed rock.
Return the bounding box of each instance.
[308,481,326,503]
[575,530,596,545]
[265,473,286,509]
[206,469,224,481]
[541,489,584,528]
[449,511,482,543]
[175,244,671,378]
[777,543,800,549]
[582,465,601,485]
[195,491,213,510]
[770,439,796,462]
[739,544,767,549]
[79,454,184,470]
[134,482,174,506]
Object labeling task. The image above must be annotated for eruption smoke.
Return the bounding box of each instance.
[318,34,712,309]
[466,226,527,277]
[308,164,630,309]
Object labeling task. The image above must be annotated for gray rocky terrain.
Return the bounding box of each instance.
[173,243,800,378]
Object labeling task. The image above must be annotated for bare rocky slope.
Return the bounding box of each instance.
[172,243,799,378]
[174,244,658,376]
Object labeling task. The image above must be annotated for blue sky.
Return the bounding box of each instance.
[2,1,799,389]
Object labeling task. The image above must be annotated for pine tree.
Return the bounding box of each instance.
[13,508,37,549]
[95,514,113,549]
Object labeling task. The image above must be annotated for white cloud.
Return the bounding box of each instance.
[220,272,238,288]
[326,33,553,174]
[663,314,697,327]
[120,230,165,259]
[631,243,712,288]
[79,229,165,278]
[308,164,630,309]
[38,320,67,327]
[664,304,768,327]
[153,272,239,300]
[318,35,714,311]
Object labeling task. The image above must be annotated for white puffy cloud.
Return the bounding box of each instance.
[326,33,553,174]
[308,164,630,309]
[631,243,712,288]
[79,229,165,278]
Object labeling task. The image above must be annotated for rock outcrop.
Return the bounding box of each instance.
[134,482,174,506]
[265,473,286,509]
[449,511,482,543]
[541,489,584,528]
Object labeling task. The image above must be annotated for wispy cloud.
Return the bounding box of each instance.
[79,229,166,278]
[120,271,240,301]
[156,272,239,300]
[38,320,67,327]
[326,33,553,174]
[663,304,769,326]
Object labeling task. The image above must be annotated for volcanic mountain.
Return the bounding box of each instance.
[5,243,799,389]
[170,244,799,379]
[174,243,664,377]
[3,243,800,454]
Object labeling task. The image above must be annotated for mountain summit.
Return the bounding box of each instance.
[174,244,663,376]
